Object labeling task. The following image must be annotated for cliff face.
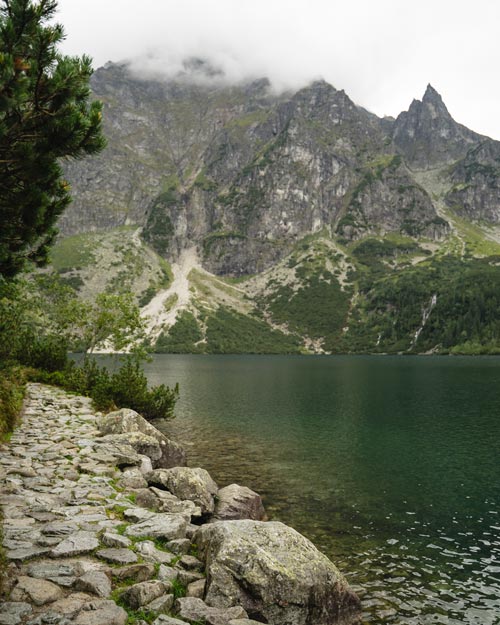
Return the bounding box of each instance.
[391,84,483,169]
[61,64,500,277]
[445,139,500,223]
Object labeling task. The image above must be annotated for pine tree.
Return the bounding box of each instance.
[0,0,105,278]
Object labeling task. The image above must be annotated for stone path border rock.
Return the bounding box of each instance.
[0,384,361,625]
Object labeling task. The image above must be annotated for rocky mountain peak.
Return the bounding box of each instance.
[392,84,482,169]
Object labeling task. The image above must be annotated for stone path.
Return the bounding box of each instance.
[0,384,253,625]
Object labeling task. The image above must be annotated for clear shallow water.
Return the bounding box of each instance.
[142,355,500,624]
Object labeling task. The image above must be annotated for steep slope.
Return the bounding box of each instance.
[51,65,500,355]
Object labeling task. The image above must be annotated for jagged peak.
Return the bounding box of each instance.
[422,84,449,113]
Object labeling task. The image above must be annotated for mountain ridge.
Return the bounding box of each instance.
[52,62,500,355]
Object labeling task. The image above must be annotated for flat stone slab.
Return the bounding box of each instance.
[97,548,138,565]
[50,531,100,557]
[176,597,248,625]
[73,599,128,625]
[124,513,188,540]
[10,576,64,606]
[74,571,112,598]
[6,546,51,562]
[0,602,32,625]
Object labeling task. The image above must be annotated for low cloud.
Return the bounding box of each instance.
[56,0,500,138]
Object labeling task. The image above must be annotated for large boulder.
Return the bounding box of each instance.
[211,484,266,522]
[97,408,186,468]
[146,467,218,515]
[195,520,361,625]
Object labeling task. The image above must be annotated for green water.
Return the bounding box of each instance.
[143,355,500,624]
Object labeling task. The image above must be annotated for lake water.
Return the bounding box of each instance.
[142,354,500,624]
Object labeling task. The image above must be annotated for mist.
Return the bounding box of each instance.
[56,0,500,138]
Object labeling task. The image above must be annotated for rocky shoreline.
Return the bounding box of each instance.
[0,383,361,625]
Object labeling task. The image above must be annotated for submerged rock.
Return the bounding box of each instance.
[195,520,361,625]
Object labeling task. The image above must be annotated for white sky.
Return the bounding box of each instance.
[56,0,500,139]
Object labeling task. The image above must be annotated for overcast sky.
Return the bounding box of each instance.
[56,0,500,139]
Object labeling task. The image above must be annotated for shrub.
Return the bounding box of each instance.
[31,357,179,420]
[0,367,25,441]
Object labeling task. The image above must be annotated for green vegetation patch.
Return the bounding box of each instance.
[0,367,25,442]
[50,233,99,271]
[344,254,500,354]
[263,271,352,351]
[205,307,302,354]
[352,238,426,265]
[155,311,204,353]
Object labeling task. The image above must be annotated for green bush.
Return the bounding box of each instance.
[0,367,25,441]
[31,357,179,420]
[17,332,69,372]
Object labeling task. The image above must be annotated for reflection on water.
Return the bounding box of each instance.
[139,354,500,624]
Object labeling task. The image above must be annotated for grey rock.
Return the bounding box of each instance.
[176,570,205,586]
[176,597,248,625]
[7,546,51,562]
[130,488,159,510]
[118,467,147,489]
[166,538,191,555]
[0,602,32,625]
[228,621,267,625]
[146,593,174,613]
[10,576,64,606]
[195,520,361,625]
[157,564,179,583]
[134,540,176,564]
[97,409,187,468]
[101,532,132,549]
[123,507,156,523]
[121,580,168,609]
[124,513,188,540]
[92,440,143,467]
[50,531,99,558]
[146,467,218,515]
[27,561,77,587]
[185,523,199,540]
[99,433,162,465]
[74,571,112,598]
[151,616,186,625]
[73,599,127,625]
[138,455,153,474]
[149,487,201,517]
[187,578,206,599]
[179,554,203,571]
[7,467,36,478]
[212,484,266,522]
[26,611,73,624]
[42,522,78,536]
[96,548,138,565]
[112,563,156,583]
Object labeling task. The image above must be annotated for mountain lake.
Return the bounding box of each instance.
[137,354,500,624]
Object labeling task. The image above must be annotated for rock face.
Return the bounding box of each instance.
[97,408,187,468]
[195,520,361,625]
[61,64,500,275]
[445,139,500,223]
[392,84,482,169]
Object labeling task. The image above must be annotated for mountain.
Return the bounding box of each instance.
[52,62,500,355]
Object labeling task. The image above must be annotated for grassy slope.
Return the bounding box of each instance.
[48,224,500,355]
